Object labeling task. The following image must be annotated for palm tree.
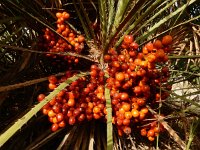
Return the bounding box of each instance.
[0,0,200,149]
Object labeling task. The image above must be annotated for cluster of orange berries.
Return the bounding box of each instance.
[140,121,164,141]
[42,11,85,64]
[38,33,173,141]
[38,67,107,132]
[104,35,172,140]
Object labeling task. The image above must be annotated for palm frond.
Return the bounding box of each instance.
[98,0,107,49]
[136,0,197,42]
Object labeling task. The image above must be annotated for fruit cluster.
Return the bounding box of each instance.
[38,34,173,141]
[105,35,172,140]
[38,68,106,132]
[42,11,85,64]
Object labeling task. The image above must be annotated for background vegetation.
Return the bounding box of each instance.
[0,0,200,149]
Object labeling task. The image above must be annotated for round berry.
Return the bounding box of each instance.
[37,94,45,102]
[124,35,133,44]
[51,123,59,132]
[162,35,172,45]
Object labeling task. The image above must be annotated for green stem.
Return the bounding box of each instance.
[170,69,200,77]
[186,119,200,150]
[169,55,200,59]
[105,87,113,150]
[99,0,107,50]
[107,0,115,35]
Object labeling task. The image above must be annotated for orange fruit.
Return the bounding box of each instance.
[162,35,172,45]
